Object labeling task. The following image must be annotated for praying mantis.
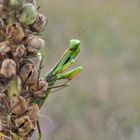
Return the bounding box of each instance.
[35,39,82,140]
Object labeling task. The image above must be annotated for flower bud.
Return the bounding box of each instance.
[30,80,48,98]
[11,96,28,115]
[26,36,45,54]
[0,59,16,79]
[9,0,25,6]
[6,22,25,42]
[18,3,37,25]
[19,63,37,85]
[30,13,47,32]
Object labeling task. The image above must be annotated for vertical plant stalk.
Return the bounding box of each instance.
[0,0,82,139]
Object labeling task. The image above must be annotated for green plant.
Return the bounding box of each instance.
[0,0,82,139]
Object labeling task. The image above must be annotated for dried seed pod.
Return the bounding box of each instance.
[30,80,48,98]
[18,3,37,25]
[11,96,28,115]
[30,13,47,32]
[14,115,29,128]
[0,0,8,18]
[6,22,25,42]
[23,53,42,70]
[0,18,5,29]
[19,63,38,85]
[0,133,11,140]
[28,104,39,122]
[26,36,45,54]
[18,119,34,137]
[0,42,11,55]
[13,45,25,59]
[0,59,16,79]
[0,93,10,112]
[25,0,36,7]
[0,0,8,5]
[0,75,9,92]
[9,0,25,6]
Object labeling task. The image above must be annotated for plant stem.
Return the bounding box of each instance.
[7,77,19,99]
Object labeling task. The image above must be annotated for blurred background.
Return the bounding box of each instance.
[32,0,140,140]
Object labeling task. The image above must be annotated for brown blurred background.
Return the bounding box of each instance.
[32,0,140,140]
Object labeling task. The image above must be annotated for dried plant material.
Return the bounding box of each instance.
[13,45,25,59]
[19,63,38,85]
[0,0,82,139]
[6,23,25,42]
[30,13,47,32]
[11,96,28,115]
[26,36,45,54]
[30,80,48,98]
[0,42,11,55]
[0,59,16,79]
[0,76,9,92]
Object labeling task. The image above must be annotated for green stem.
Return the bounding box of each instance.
[7,77,19,99]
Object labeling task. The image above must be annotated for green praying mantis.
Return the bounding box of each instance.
[35,39,82,140]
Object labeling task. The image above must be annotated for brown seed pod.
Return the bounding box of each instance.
[0,59,16,79]
[0,41,11,56]
[26,35,45,54]
[23,53,42,70]
[19,63,38,85]
[0,0,8,5]
[13,45,25,59]
[14,115,30,128]
[0,134,12,140]
[6,22,25,43]
[30,13,47,32]
[28,103,39,123]
[0,18,5,29]
[11,96,28,116]
[0,75,9,92]
[30,80,48,98]
[18,119,34,137]
[0,0,8,18]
